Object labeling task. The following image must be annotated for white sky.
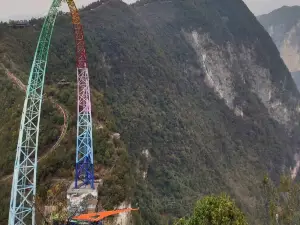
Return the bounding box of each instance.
[244,0,300,15]
[0,0,299,21]
[0,0,137,21]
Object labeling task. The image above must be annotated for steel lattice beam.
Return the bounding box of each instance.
[9,0,95,224]
[8,1,61,224]
[66,0,94,189]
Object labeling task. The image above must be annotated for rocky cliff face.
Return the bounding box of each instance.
[185,30,299,127]
[258,6,300,89]
[1,0,300,224]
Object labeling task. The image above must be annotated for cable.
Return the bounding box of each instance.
[65,206,81,225]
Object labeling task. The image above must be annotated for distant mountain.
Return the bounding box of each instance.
[258,6,300,89]
[247,0,300,16]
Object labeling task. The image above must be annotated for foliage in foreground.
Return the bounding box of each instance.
[175,194,248,225]
[261,175,300,225]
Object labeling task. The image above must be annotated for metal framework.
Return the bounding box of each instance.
[66,0,95,189]
[8,0,94,224]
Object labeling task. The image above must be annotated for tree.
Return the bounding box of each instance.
[175,194,248,225]
[45,183,68,224]
[260,175,300,225]
[175,218,189,225]
[260,175,278,225]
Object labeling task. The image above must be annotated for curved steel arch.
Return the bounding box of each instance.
[8,0,94,224]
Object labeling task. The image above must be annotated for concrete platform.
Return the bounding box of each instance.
[67,182,99,217]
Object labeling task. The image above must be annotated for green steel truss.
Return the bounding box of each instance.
[8,0,62,224]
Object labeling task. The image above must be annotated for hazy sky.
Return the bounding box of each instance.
[0,0,300,21]
[244,0,300,15]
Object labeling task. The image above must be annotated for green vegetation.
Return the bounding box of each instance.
[174,194,248,225]
[260,175,300,225]
[0,0,300,225]
[0,25,132,223]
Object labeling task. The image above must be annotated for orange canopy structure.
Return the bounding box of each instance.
[72,208,139,222]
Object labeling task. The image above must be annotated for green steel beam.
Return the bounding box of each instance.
[8,0,62,224]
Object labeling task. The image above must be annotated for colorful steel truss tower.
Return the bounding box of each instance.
[66,0,95,189]
[8,0,94,224]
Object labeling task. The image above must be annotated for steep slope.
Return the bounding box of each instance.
[1,0,300,224]
[258,6,300,89]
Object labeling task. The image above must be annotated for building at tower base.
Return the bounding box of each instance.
[67,181,100,217]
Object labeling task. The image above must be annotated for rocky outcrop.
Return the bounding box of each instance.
[185,29,300,127]
[104,202,133,225]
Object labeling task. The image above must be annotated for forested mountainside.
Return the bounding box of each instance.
[1,0,300,224]
[258,6,300,90]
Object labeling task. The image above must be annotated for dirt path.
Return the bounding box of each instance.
[1,70,69,182]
